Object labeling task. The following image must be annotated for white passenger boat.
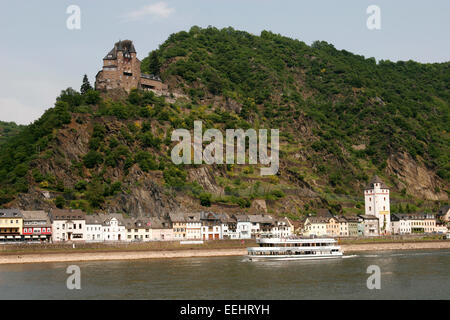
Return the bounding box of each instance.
[247,237,343,261]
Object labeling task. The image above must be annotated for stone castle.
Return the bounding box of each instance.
[95,40,167,93]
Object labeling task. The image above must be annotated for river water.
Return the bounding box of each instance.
[0,249,449,299]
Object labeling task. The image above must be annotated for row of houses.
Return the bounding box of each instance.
[302,209,449,238]
[303,214,381,237]
[0,209,295,243]
[1,206,448,243]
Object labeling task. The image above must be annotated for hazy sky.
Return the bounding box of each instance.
[1,0,449,124]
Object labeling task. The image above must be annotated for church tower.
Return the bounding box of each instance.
[364,175,391,234]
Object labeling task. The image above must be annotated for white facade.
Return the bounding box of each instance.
[221,222,238,239]
[201,225,222,240]
[150,228,175,241]
[364,176,391,234]
[102,217,126,241]
[392,218,411,235]
[185,221,202,240]
[303,220,328,237]
[436,225,448,234]
[271,220,292,238]
[52,219,86,242]
[236,221,252,239]
[86,222,103,242]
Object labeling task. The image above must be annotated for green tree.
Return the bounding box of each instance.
[85,180,105,208]
[199,192,212,207]
[148,51,161,76]
[80,74,93,94]
[54,195,66,209]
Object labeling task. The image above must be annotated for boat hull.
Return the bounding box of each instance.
[247,253,343,261]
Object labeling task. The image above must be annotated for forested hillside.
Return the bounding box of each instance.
[0,121,24,146]
[0,26,448,217]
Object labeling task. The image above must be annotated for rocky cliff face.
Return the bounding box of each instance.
[386,152,448,201]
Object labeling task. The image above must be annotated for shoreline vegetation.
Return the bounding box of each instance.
[0,236,449,265]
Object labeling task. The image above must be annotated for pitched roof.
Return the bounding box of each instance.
[358,215,379,220]
[247,214,274,224]
[85,214,105,225]
[124,218,153,229]
[200,211,220,221]
[365,175,389,190]
[169,213,185,222]
[184,212,201,222]
[215,213,235,224]
[21,210,48,221]
[316,209,333,217]
[0,208,23,218]
[104,40,137,60]
[234,214,250,222]
[50,209,85,220]
[392,213,435,220]
[104,213,125,224]
[345,215,360,222]
[288,220,304,230]
[148,217,171,229]
[336,216,348,223]
[438,205,450,216]
[305,216,329,224]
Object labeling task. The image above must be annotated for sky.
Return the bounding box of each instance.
[0,0,449,125]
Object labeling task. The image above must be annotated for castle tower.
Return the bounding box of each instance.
[364,175,391,234]
[95,40,167,93]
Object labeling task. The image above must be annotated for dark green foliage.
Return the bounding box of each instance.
[75,180,88,191]
[0,121,24,146]
[135,151,158,172]
[199,192,212,207]
[80,74,93,94]
[148,51,161,76]
[85,180,105,208]
[54,195,66,209]
[83,150,103,168]
[163,165,187,188]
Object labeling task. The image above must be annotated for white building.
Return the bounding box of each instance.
[364,175,391,234]
[303,217,329,237]
[102,214,126,241]
[271,218,293,238]
[85,215,104,242]
[185,213,202,240]
[391,214,412,235]
[50,209,86,242]
[218,213,238,239]
[148,217,174,241]
[248,215,275,238]
[200,212,222,240]
[235,215,252,239]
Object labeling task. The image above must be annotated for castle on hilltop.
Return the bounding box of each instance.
[95,40,167,93]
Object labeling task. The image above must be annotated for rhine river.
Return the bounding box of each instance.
[0,249,449,299]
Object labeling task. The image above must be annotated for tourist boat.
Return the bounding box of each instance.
[247,237,343,261]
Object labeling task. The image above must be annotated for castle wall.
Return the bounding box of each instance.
[140,77,168,91]
[95,42,166,93]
